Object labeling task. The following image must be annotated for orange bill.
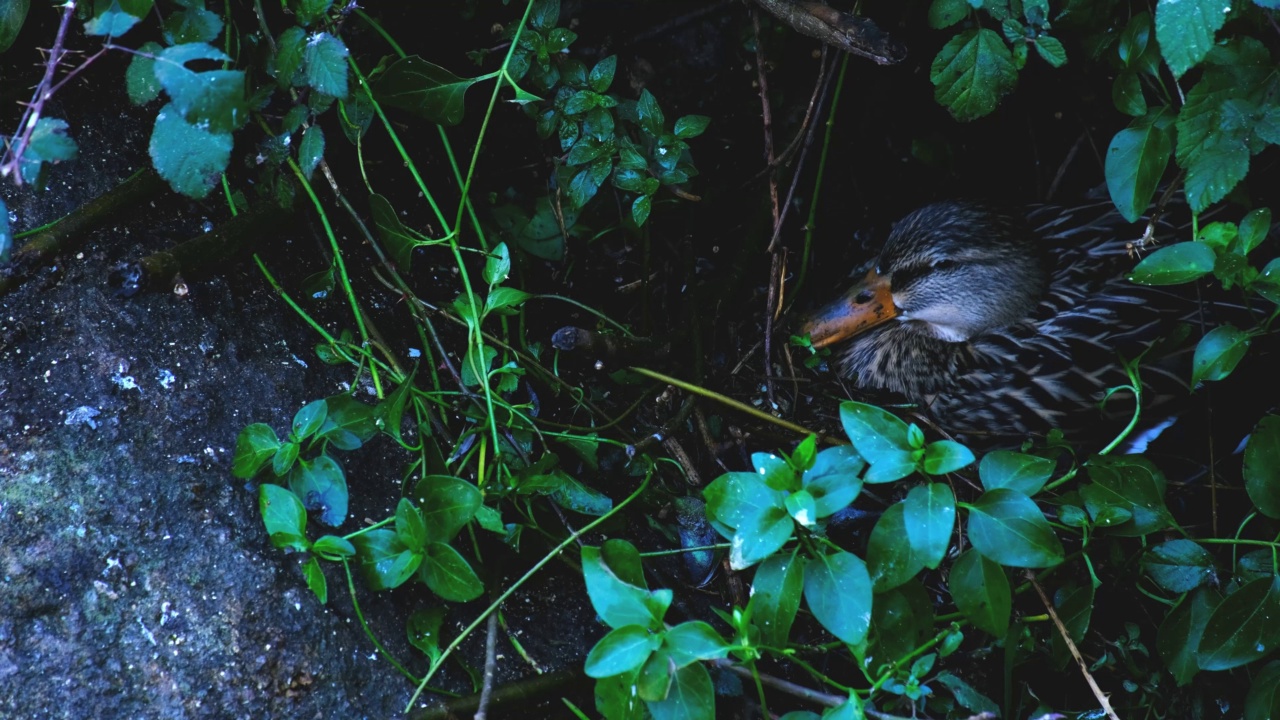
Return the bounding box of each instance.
[799,268,897,348]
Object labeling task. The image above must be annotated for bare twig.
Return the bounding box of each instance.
[0,0,79,182]
[752,10,782,408]
[474,612,500,720]
[1028,573,1121,720]
[749,0,906,65]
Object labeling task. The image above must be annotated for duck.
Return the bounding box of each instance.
[800,200,1195,439]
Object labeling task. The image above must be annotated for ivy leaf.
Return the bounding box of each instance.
[1191,324,1250,386]
[1155,0,1226,78]
[966,488,1064,568]
[930,28,1018,121]
[1128,241,1216,285]
[303,32,350,98]
[1244,416,1280,518]
[149,102,233,199]
[803,550,873,644]
[1105,108,1173,222]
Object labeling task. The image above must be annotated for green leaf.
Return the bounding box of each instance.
[483,242,511,286]
[803,445,864,517]
[1238,208,1272,255]
[350,529,419,590]
[274,26,307,87]
[260,483,308,550]
[588,55,616,93]
[631,194,652,227]
[126,42,164,105]
[1081,454,1174,536]
[154,44,245,132]
[395,498,428,552]
[0,0,29,53]
[233,423,281,478]
[1128,241,1216,285]
[548,472,613,516]
[948,548,1010,636]
[1158,587,1219,685]
[311,534,355,560]
[1246,661,1280,720]
[0,197,9,263]
[966,488,1064,568]
[922,440,974,475]
[753,452,799,491]
[839,402,917,483]
[149,102,233,198]
[784,489,818,527]
[407,606,447,665]
[928,0,969,29]
[935,671,1000,716]
[84,0,153,36]
[292,399,328,440]
[803,550,873,645]
[318,394,377,450]
[1049,582,1095,665]
[303,32,349,98]
[903,483,955,569]
[419,542,483,601]
[460,342,497,388]
[163,5,222,44]
[664,621,730,668]
[287,453,348,527]
[646,663,713,720]
[583,542,669,630]
[411,475,481,543]
[1105,108,1173,222]
[585,625,661,678]
[930,28,1018,121]
[1257,258,1280,306]
[485,286,532,316]
[1034,35,1067,67]
[1197,575,1280,671]
[871,579,933,666]
[867,503,925,592]
[978,450,1053,495]
[272,442,299,476]
[751,551,804,647]
[17,118,78,185]
[1112,70,1147,117]
[301,556,327,603]
[368,193,430,272]
[377,57,476,124]
[1142,540,1215,593]
[636,89,665,136]
[1155,0,1226,78]
[673,115,711,140]
[1191,324,1250,386]
[298,125,324,179]
[294,0,333,25]
[1245,416,1280,518]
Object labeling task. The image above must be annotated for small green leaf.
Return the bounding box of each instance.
[646,663,713,720]
[631,194,652,227]
[663,621,730,668]
[867,503,926,592]
[486,286,532,315]
[1245,416,1280,518]
[274,26,307,87]
[1245,661,1280,720]
[350,529,419,590]
[311,534,355,560]
[673,115,710,140]
[839,402,916,482]
[126,42,164,105]
[298,125,324,179]
[411,475,481,543]
[18,118,78,185]
[1143,539,1215,593]
[1128,241,1216,285]
[948,548,1010,636]
[84,0,153,37]
[1198,575,1280,671]
[0,0,29,53]
[930,28,1018,121]
[928,0,969,29]
[154,44,245,132]
[636,89,665,136]
[303,32,350,98]
[407,607,446,665]
[460,342,497,388]
[163,5,222,44]
[483,242,512,286]
[419,542,483,601]
[935,670,1000,716]
[395,498,428,552]
[904,483,956,569]
[233,423,281,478]
[922,440,974,475]
[292,399,328,440]
[272,441,299,476]
[1191,324,1250,386]
[1238,208,1272,255]
[802,445,864,517]
[1034,35,1067,67]
[149,102,233,198]
[784,489,818,527]
[260,483,308,549]
[369,193,431,272]
[588,55,616,92]
[803,550,873,644]
[301,556,327,603]
[1112,70,1147,117]
[978,450,1053,495]
[966,488,1064,568]
[287,453,348,527]
[1080,454,1173,537]
[294,0,333,25]
[585,625,661,678]
[582,541,666,630]
[318,394,377,450]
[1155,0,1226,78]
[751,551,804,647]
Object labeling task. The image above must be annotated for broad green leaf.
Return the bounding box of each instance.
[154,44,245,132]
[411,475,481,543]
[260,483,307,549]
[126,42,164,105]
[752,452,799,491]
[871,579,933,666]
[948,548,1010,636]
[663,621,730,668]
[17,118,78,185]
[368,193,432,272]
[287,453,348,527]
[295,0,333,25]
[1155,0,1226,78]
[784,489,818,527]
[839,402,916,482]
[149,102,233,198]
[1197,575,1280,671]
[803,550,873,644]
[904,483,955,569]
[1111,70,1146,117]
[1257,258,1280,306]
[632,195,652,227]
[350,529,419,590]
[584,625,660,678]
[1034,35,1067,67]
[1238,207,1272,255]
[419,542,483,601]
[1245,661,1280,720]
[1049,582,1095,666]
[731,499,794,570]
[751,552,804,647]
[646,663,713,720]
[978,450,1053,495]
[1191,324,1250,386]
[407,607,447,665]
[274,26,307,87]
[867,502,925,592]
[163,5,221,44]
[635,647,673,702]
[547,472,613,516]
[0,0,28,52]
[1081,454,1173,536]
[232,423,281,478]
[1158,587,1219,685]
[1245,415,1280,518]
[485,286,532,315]
[803,445,864,517]
[922,440,974,475]
[374,56,482,125]
[582,542,664,630]
[318,394,377,450]
[84,0,153,36]
[930,28,1018,121]
[292,399,328,440]
[303,32,349,98]
[1142,539,1215,593]
[1105,108,1173,222]
[966,488,1064,568]
[589,55,616,93]
[1128,241,1215,285]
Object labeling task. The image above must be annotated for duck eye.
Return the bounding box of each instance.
[930,259,958,271]
[854,290,875,304]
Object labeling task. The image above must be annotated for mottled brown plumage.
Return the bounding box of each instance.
[802,201,1193,438]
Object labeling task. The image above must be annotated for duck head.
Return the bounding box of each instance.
[801,202,1049,349]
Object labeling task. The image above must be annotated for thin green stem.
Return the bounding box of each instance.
[794,53,849,305]
[628,366,827,440]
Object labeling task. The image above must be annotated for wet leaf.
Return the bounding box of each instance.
[967,488,1064,568]
[803,549,873,644]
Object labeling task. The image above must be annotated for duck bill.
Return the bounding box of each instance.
[800,269,897,349]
